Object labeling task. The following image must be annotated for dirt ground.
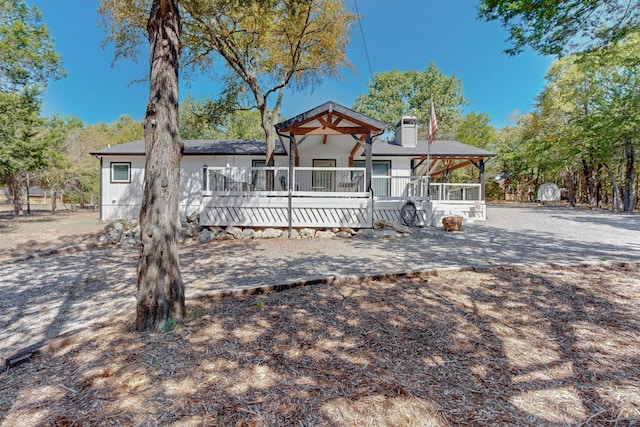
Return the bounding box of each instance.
[0,207,105,261]
[1,263,639,426]
[1,203,639,425]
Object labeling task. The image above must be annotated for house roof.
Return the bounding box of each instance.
[90,138,288,156]
[275,100,387,136]
[367,139,495,158]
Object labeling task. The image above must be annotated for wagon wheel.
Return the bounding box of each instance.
[400,201,418,226]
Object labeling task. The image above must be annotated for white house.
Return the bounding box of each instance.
[91,101,494,229]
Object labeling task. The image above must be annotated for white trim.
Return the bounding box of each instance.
[110,162,131,183]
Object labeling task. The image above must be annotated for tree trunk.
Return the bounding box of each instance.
[52,188,58,214]
[624,138,635,213]
[136,0,185,333]
[260,104,275,189]
[603,163,622,212]
[582,156,597,207]
[8,174,24,215]
[566,167,576,207]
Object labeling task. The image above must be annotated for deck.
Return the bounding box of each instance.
[200,167,485,228]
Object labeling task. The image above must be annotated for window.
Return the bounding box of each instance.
[110,162,131,183]
[252,160,267,191]
[353,160,391,196]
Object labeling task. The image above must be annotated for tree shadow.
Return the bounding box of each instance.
[550,212,640,232]
[1,215,640,424]
[2,262,638,425]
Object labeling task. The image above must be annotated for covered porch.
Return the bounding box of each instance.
[200,165,485,228]
[199,101,492,229]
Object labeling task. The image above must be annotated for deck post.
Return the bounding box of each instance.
[479,159,486,201]
[365,132,374,228]
[288,136,295,236]
[365,132,372,192]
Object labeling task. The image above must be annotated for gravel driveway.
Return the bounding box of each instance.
[2,204,639,357]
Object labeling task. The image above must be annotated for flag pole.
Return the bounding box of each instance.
[426,123,431,193]
[427,96,438,208]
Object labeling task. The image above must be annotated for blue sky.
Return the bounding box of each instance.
[32,0,554,129]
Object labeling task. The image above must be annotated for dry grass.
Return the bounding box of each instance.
[0,208,104,261]
[1,263,639,426]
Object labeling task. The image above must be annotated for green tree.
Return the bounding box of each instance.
[456,111,496,149]
[179,95,219,140]
[100,0,354,170]
[0,0,64,91]
[583,36,640,212]
[180,95,265,140]
[0,88,46,214]
[353,64,467,138]
[477,0,640,56]
[35,116,82,213]
[0,0,64,214]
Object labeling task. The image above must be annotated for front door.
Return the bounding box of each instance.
[312,159,335,191]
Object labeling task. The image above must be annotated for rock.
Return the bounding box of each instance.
[197,229,214,243]
[215,232,235,241]
[262,228,282,239]
[98,234,109,244]
[226,226,244,240]
[356,229,376,239]
[186,223,202,238]
[339,227,357,235]
[106,229,123,244]
[315,230,335,238]
[377,228,401,239]
[288,229,300,239]
[241,229,256,240]
[104,221,124,233]
[391,223,410,234]
[373,219,393,230]
[186,211,199,223]
[129,225,141,237]
[336,231,352,238]
[254,230,263,239]
[179,225,191,243]
[120,236,138,247]
[121,218,138,231]
[299,228,316,238]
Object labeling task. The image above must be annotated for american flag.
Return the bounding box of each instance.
[428,98,438,145]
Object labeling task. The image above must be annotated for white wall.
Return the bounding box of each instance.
[99,152,418,221]
[101,156,145,221]
[100,154,276,221]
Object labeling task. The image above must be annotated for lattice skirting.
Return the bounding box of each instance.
[201,195,373,228]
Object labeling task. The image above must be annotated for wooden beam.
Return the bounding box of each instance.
[349,141,363,167]
[429,160,472,177]
[291,126,372,136]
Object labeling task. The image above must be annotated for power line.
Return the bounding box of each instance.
[353,0,373,80]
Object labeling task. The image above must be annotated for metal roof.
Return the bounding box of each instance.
[90,139,288,156]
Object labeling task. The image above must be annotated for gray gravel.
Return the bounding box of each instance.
[2,204,639,357]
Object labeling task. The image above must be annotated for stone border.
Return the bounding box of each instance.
[3,259,634,373]
[2,219,415,265]
[100,218,415,246]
